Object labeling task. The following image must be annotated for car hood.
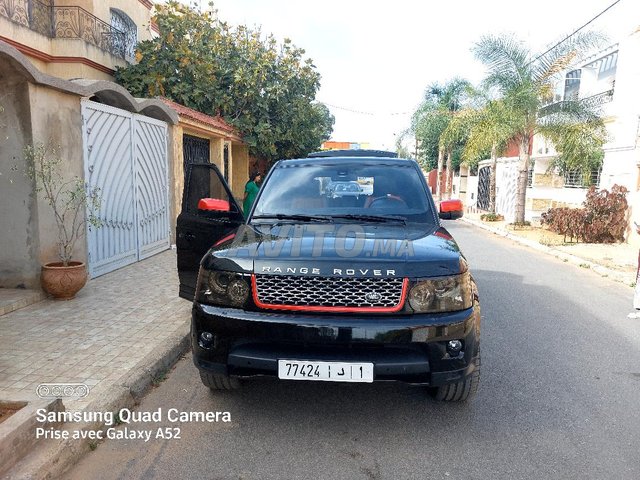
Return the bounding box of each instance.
[201,223,465,278]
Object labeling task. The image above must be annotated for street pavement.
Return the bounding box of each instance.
[0,218,637,479]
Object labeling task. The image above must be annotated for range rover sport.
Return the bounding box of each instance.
[176,150,480,401]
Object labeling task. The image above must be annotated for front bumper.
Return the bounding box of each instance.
[191,303,481,386]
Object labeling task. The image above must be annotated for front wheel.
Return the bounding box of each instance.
[429,354,480,402]
[199,371,240,391]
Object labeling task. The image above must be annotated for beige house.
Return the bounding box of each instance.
[0,0,249,288]
[0,0,157,80]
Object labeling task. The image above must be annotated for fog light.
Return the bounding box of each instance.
[446,340,463,356]
[199,331,214,349]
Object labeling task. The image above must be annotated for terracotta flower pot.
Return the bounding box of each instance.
[41,261,88,300]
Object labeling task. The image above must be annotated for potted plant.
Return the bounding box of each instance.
[25,143,101,299]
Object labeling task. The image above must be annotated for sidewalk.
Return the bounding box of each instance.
[0,250,191,479]
[461,211,638,286]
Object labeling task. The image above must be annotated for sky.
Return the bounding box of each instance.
[198,0,639,151]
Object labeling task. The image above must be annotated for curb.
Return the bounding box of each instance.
[460,217,635,287]
[4,324,191,480]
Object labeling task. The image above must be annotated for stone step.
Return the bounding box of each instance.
[0,398,63,478]
[0,290,47,317]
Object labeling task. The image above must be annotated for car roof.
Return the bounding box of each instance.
[276,157,415,167]
[307,149,398,158]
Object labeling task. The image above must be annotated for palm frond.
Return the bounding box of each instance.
[473,34,531,92]
[531,31,605,84]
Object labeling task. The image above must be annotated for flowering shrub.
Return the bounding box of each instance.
[541,185,628,243]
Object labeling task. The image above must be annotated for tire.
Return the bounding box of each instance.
[199,371,240,391]
[430,354,480,402]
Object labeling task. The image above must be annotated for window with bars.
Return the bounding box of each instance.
[110,9,137,61]
[564,69,581,100]
[563,169,601,188]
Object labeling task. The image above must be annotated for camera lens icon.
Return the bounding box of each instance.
[36,383,90,398]
[36,385,50,397]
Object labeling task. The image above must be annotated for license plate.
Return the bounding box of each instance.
[277,360,374,383]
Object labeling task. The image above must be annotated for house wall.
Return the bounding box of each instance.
[491,157,519,223]
[426,169,437,194]
[28,84,86,266]
[0,65,40,288]
[456,165,469,201]
[0,70,85,288]
[466,175,478,208]
[168,124,182,245]
[231,144,249,202]
[211,137,224,170]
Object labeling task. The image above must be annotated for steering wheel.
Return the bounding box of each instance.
[367,195,408,209]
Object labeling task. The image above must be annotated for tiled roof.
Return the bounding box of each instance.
[159,97,239,136]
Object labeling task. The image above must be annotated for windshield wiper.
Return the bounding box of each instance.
[251,214,333,223]
[330,214,406,224]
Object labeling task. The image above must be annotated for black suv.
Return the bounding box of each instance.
[177,150,480,401]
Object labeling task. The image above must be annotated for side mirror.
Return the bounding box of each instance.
[198,198,230,212]
[439,199,464,220]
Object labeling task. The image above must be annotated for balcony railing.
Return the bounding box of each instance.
[538,90,614,117]
[0,0,130,59]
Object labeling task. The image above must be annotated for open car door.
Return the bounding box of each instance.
[177,163,244,300]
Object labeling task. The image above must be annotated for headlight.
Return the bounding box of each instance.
[408,272,472,313]
[196,269,250,308]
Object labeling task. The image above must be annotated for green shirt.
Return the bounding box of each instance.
[243,181,260,215]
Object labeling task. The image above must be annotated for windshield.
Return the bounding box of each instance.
[251,162,434,224]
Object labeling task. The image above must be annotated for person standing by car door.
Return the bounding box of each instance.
[243,172,262,215]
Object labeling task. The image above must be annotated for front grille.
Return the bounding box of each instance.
[253,275,406,311]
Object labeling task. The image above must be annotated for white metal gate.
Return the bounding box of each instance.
[82,100,169,278]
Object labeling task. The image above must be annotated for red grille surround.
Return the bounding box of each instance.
[251,274,408,313]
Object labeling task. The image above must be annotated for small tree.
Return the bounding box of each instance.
[116,1,333,163]
[25,144,102,266]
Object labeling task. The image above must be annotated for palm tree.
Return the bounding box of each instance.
[462,97,515,213]
[412,78,471,199]
[439,108,476,199]
[473,33,607,223]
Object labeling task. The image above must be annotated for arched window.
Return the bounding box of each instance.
[110,9,137,61]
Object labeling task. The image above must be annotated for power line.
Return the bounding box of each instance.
[318,101,410,117]
[322,1,623,117]
[531,0,622,64]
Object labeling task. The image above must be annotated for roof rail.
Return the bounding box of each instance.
[307,149,398,158]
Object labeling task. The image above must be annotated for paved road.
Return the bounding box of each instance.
[65,221,640,480]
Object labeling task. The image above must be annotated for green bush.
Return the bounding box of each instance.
[480,213,504,222]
